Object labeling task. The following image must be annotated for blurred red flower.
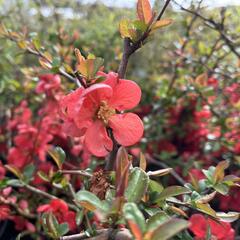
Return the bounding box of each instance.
[189,214,235,240]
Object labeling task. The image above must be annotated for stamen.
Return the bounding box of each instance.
[97,101,115,124]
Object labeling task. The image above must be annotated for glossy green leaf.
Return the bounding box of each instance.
[123,202,146,236]
[146,211,170,232]
[48,147,66,169]
[150,218,189,240]
[75,190,107,212]
[156,186,191,202]
[216,212,239,222]
[125,167,149,203]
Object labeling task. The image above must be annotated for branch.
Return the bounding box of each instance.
[60,228,132,240]
[172,0,240,58]
[146,154,186,186]
[117,0,172,78]
[59,170,93,178]
[0,196,36,219]
[26,47,82,87]
[23,183,78,211]
[107,0,172,171]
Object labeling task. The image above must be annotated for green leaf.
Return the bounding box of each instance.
[216,212,239,222]
[133,20,148,32]
[48,147,66,169]
[75,190,107,212]
[37,171,50,182]
[91,57,104,77]
[57,223,69,236]
[146,211,170,232]
[125,167,149,203]
[214,183,229,195]
[206,224,212,240]
[76,210,84,225]
[41,212,59,238]
[5,165,23,179]
[195,203,217,218]
[213,161,229,184]
[148,180,163,193]
[150,218,189,240]
[32,37,41,51]
[202,166,215,182]
[119,18,132,38]
[156,186,191,202]
[23,164,35,182]
[123,202,146,237]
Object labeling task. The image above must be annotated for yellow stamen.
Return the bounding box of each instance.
[97,101,115,124]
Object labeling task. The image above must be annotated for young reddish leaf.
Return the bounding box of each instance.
[151,19,173,30]
[139,152,146,171]
[213,160,229,184]
[169,206,188,218]
[5,165,23,179]
[39,57,52,69]
[195,72,208,87]
[115,147,130,185]
[116,162,131,197]
[128,220,143,240]
[75,48,85,64]
[123,203,146,239]
[189,172,200,191]
[137,0,153,24]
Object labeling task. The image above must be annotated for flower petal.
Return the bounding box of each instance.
[74,84,113,130]
[109,113,144,146]
[84,120,113,157]
[60,87,84,118]
[101,71,118,88]
[108,79,141,111]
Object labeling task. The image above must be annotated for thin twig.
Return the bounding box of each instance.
[0,196,36,219]
[107,0,172,171]
[59,170,93,178]
[146,154,186,186]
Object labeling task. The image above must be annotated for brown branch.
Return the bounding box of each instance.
[107,0,172,171]
[117,0,172,78]
[0,196,36,219]
[60,228,132,240]
[23,183,78,211]
[26,47,82,87]
[172,0,240,58]
[59,170,93,178]
[146,154,186,186]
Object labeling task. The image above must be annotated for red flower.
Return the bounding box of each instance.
[189,214,235,240]
[0,204,10,221]
[37,199,77,231]
[60,72,144,156]
[36,74,61,94]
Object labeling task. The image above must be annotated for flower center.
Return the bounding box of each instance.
[97,101,115,124]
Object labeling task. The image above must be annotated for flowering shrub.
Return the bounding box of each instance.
[0,0,239,239]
